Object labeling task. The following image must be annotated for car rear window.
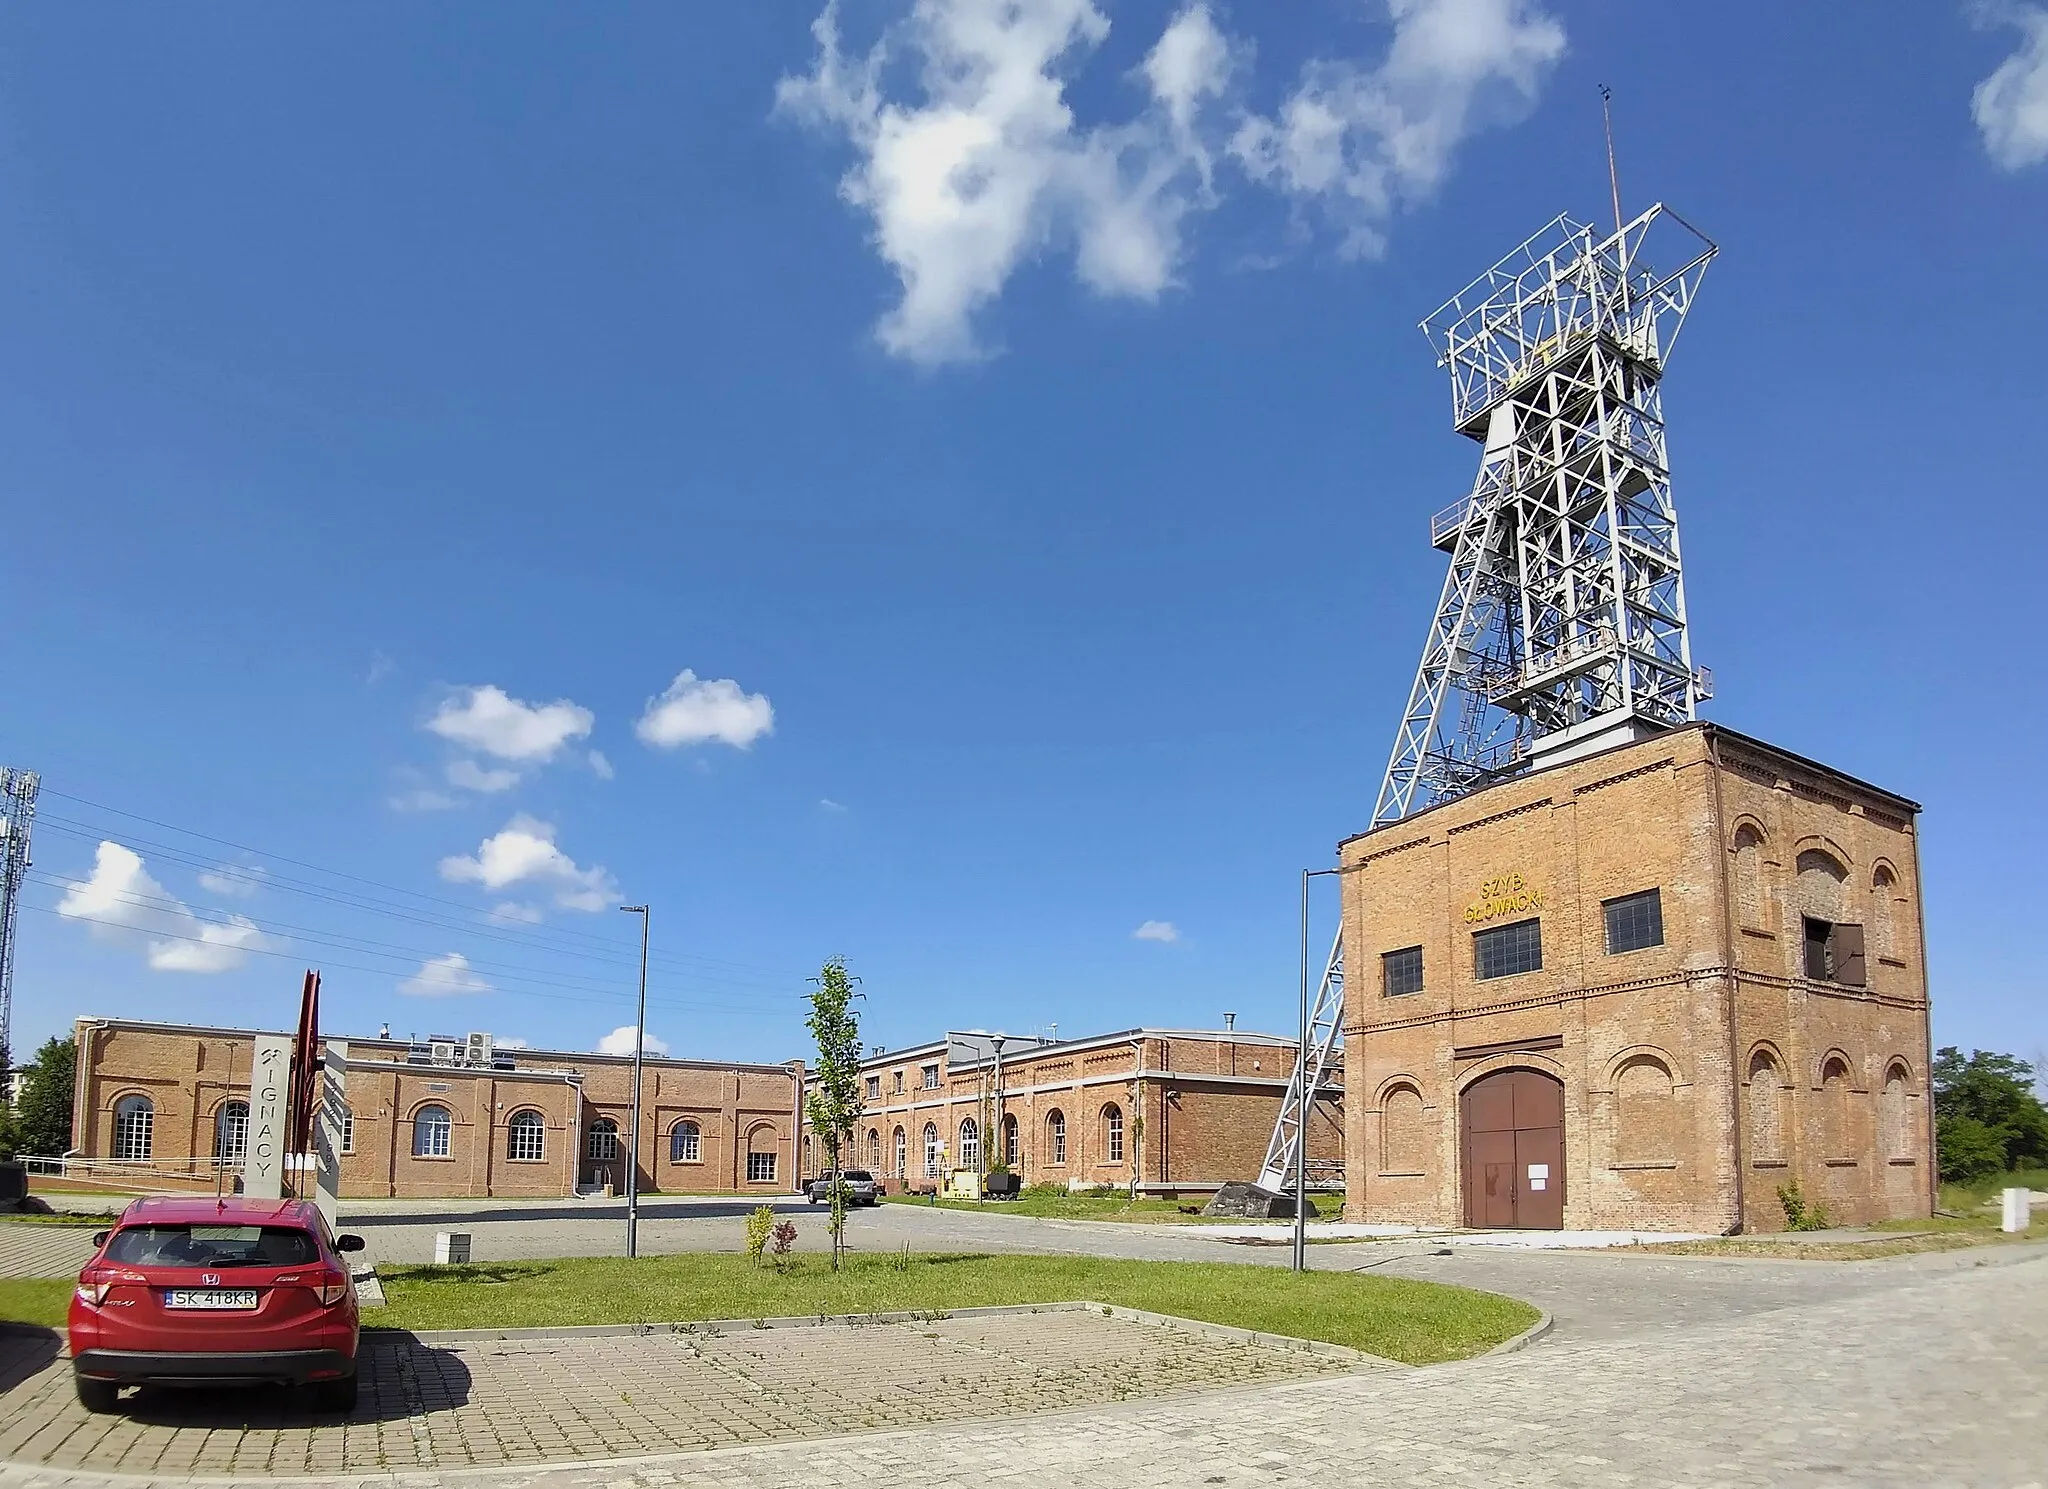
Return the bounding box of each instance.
[840,1171,873,1181]
[103,1224,320,1268]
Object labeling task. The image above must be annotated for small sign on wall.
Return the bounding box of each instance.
[1527,1162,1549,1192]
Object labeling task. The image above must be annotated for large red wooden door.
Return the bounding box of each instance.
[1460,1069,1565,1229]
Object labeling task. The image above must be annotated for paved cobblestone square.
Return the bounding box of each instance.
[0,1309,1354,1476]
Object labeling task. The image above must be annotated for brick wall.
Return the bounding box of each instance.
[1339,723,1932,1234]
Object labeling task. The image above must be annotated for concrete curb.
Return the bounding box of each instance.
[390,1299,1395,1366]
[1478,1306,1553,1356]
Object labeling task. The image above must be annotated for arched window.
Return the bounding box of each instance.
[1797,848,1848,922]
[586,1116,620,1162]
[1002,1113,1019,1168]
[113,1095,154,1162]
[1733,825,1765,929]
[413,1104,452,1159]
[670,1120,701,1163]
[958,1118,980,1171]
[214,1100,249,1164]
[893,1125,907,1180]
[1820,1055,1853,1160]
[922,1121,940,1178]
[507,1110,545,1161]
[1101,1104,1124,1164]
[1615,1055,1676,1165]
[1381,1084,1426,1174]
[1047,1109,1067,1166]
[1881,1062,1911,1160]
[1872,865,1898,959]
[866,1128,881,1171]
[1747,1051,1784,1163]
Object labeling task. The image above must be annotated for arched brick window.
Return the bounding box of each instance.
[893,1125,907,1180]
[1381,1084,1426,1174]
[958,1117,980,1171]
[507,1110,545,1162]
[1747,1051,1784,1164]
[1797,849,1848,922]
[586,1116,620,1162]
[1615,1055,1677,1164]
[922,1122,940,1178]
[113,1095,154,1162]
[670,1120,701,1163]
[1101,1104,1124,1164]
[214,1100,249,1164]
[1872,865,1899,959]
[1881,1061,1912,1160]
[412,1104,452,1159]
[866,1128,881,1171]
[1002,1113,1019,1167]
[1820,1055,1853,1161]
[1046,1109,1067,1166]
[1733,825,1766,929]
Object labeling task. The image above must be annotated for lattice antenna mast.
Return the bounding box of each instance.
[0,768,40,1066]
[1372,204,1717,826]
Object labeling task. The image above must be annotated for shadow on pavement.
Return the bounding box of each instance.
[113,1339,471,1427]
[345,1197,814,1227]
[0,1327,61,1393]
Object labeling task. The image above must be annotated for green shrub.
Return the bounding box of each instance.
[745,1205,775,1267]
[1777,1179,1831,1232]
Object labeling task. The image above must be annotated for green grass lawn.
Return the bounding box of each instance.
[880,1189,1346,1223]
[367,1251,1530,1364]
[0,1280,72,1329]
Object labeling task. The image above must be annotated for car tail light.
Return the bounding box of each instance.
[75,1279,109,1307]
[311,1271,351,1307]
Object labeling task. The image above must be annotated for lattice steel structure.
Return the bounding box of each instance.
[1257,205,1716,1197]
[0,768,39,1067]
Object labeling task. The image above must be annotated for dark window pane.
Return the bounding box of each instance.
[1382,945,1424,997]
[1804,917,1833,980]
[1603,890,1665,954]
[1474,918,1543,980]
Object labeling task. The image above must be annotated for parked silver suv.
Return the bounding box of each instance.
[806,1169,880,1207]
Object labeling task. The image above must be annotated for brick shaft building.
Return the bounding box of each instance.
[828,1028,1341,1197]
[1341,722,1933,1234]
[69,1019,805,1200]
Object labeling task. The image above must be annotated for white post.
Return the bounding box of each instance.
[314,1041,349,1228]
[244,1035,292,1199]
[2002,1187,2030,1233]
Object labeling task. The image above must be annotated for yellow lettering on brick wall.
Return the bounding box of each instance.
[1463,872,1544,925]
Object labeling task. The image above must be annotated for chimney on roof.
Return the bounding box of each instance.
[1224,1012,1235,1032]
[379,1023,391,1040]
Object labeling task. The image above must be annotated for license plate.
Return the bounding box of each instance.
[164,1289,258,1310]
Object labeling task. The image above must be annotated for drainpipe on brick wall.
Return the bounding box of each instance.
[1707,731,1745,1236]
[1129,1038,1144,1198]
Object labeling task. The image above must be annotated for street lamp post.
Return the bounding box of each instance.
[619,904,650,1260]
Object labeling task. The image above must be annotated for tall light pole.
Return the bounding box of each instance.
[619,904,650,1260]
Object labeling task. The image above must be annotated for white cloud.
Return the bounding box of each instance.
[1133,919,1180,942]
[494,1036,530,1050]
[57,842,268,973]
[390,787,461,813]
[598,1024,670,1057]
[445,759,522,794]
[1231,0,1565,258]
[427,685,594,764]
[819,797,849,812]
[438,815,619,913]
[1974,3,2048,168]
[636,670,776,750]
[777,0,1241,363]
[197,864,267,899]
[588,749,615,780]
[489,901,546,925]
[399,952,494,998]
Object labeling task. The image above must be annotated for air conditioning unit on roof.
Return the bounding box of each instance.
[466,1032,494,1067]
[429,1038,458,1067]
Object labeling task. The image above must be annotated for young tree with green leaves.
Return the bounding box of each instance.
[1933,1046,2048,1183]
[804,957,864,1271]
[15,1036,76,1161]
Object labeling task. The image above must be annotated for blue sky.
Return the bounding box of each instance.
[2,2,2044,1070]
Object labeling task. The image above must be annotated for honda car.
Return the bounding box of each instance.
[68,1195,367,1413]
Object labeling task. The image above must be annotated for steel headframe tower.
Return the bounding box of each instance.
[0,768,40,1066]
[1255,205,1717,1198]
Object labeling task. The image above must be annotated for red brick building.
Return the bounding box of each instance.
[67,1018,805,1200]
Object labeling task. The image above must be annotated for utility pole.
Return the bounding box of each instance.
[619,904,650,1259]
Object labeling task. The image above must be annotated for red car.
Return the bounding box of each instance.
[69,1195,366,1414]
